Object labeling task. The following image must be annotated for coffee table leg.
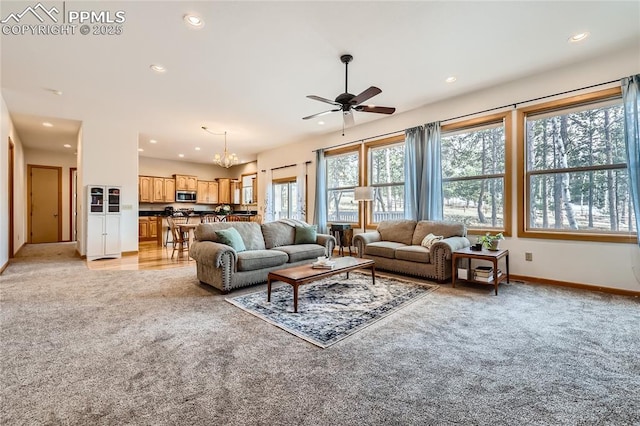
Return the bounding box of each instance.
[371,264,376,285]
[267,277,272,302]
[293,283,298,313]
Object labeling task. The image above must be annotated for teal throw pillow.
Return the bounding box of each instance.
[294,225,317,244]
[215,227,246,252]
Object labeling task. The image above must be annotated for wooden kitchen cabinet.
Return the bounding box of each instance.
[152,177,165,203]
[197,180,219,204]
[174,174,198,191]
[139,176,152,202]
[218,178,231,204]
[164,178,176,202]
[139,217,159,241]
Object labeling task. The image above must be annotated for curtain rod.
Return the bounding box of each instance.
[261,160,312,173]
[312,77,621,153]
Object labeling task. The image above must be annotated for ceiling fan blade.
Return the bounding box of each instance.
[343,111,355,127]
[351,86,382,105]
[307,95,341,106]
[355,105,396,115]
[302,108,341,120]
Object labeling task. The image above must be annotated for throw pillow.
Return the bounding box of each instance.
[294,225,317,244]
[215,227,246,252]
[421,233,443,250]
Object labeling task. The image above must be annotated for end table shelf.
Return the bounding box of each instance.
[452,247,510,295]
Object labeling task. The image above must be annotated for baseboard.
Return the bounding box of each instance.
[510,274,640,298]
[122,251,138,256]
[0,261,8,275]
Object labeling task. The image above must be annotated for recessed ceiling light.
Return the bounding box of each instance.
[63,144,71,148]
[138,148,144,152]
[183,14,204,28]
[149,64,166,73]
[149,139,157,144]
[445,76,457,83]
[568,32,589,43]
[178,154,184,158]
[42,122,53,127]
[195,147,201,151]
[318,121,325,125]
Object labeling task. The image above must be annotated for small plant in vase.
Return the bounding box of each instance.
[214,204,232,215]
[477,232,504,251]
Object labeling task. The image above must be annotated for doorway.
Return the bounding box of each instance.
[70,167,77,241]
[28,165,62,243]
[8,138,14,257]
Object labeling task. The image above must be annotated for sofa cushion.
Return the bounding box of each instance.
[195,222,266,250]
[261,221,295,249]
[236,250,288,272]
[272,244,326,263]
[294,225,317,244]
[215,228,246,252]
[364,241,406,259]
[377,220,417,245]
[395,245,431,264]
[412,221,467,245]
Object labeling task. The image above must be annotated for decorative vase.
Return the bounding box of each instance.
[488,240,500,251]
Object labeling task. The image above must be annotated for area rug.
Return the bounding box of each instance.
[226,272,438,348]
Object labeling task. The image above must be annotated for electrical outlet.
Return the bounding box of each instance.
[525,252,533,261]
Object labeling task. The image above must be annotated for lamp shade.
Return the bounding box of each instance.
[354,186,375,201]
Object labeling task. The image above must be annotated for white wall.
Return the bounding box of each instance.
[24,148,77,241]
[257,45,640,292]
[78,121,138,256]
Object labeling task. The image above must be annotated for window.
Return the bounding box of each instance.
[273,178,298,220]
[441,112,512,233]
[326,148,360,224]
[518,87,636,242]
[366,136,405,226]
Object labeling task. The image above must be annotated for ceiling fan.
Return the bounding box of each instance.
[303,54,396,127]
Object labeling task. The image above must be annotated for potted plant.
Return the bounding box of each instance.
[214,204,232,215]
[477,232,504,251]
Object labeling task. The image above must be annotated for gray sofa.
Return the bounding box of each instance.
[353,219,470,282]
[189,219,336,293]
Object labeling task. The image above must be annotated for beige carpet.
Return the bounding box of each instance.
[1,243,639,425]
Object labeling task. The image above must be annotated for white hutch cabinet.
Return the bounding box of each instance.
[86,185,121,261]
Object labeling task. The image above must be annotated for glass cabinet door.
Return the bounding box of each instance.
[108,188,120,213]
[90,187,104,213]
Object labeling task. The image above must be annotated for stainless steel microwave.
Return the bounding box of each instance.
[176,191,197,203]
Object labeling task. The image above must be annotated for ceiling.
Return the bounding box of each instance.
[1,1,639,164]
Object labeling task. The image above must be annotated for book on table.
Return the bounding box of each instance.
[474,266,494,277]
[473,270,502,282]
[312,260,336,269]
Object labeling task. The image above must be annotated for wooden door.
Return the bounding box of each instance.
[152,177,164,203]
[28,165,61,243]
[139,218,149,239]
[187,176,198,191]
[149,218,158,238]
[210,181,219,204]
[174,175,187,190]
[139,176,152,202]
[197,180,209,203]
[218,178,230,203]
[164,178,175,202]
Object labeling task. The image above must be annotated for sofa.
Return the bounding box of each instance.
[353,220,470,282]
[189,219,336,293]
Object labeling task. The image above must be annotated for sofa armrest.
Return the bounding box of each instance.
[316,233,337,256]
[431,236,471,261]
[353,231,382,257]
[190,240,238,270]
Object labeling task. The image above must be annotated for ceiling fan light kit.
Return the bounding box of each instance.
[303,54,396,131]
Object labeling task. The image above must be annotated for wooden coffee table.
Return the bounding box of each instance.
[267,257,376,313]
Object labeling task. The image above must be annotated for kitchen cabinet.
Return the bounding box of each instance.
[218,178,231,204]
[139,217,159,241]
[152,177,176,203]
[139,176,152,202]
[87,185,121,261]
[197,180,219,204]
[174,174,198,191]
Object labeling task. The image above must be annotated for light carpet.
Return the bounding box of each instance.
[1,243,639,425]
[227,273,438,348]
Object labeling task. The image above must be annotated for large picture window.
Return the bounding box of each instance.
[273,178,297,220]
[326,148,360,224]
[441,112,511,233]
[367,136,405,225]
[518,87,636,242]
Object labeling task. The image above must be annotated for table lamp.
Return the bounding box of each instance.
[354,186,375,233]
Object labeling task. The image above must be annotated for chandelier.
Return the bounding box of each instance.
[202,127,239,168]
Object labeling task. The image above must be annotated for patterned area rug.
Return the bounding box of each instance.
[226,272,438,348]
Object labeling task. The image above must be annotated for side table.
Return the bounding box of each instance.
[452,247,509,295]
[330,223,352,256]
